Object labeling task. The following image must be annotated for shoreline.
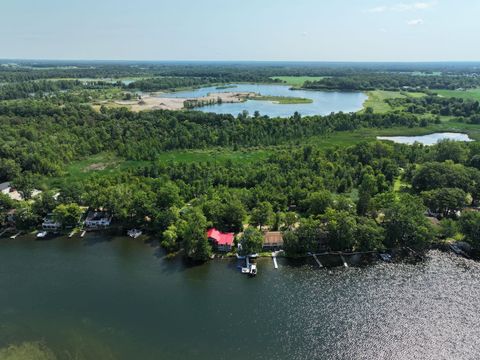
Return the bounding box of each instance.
[2,230,474,265]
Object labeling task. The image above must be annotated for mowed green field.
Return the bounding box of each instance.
[362,90,426,113]
[435,88,480,101]
[271,76,325,87]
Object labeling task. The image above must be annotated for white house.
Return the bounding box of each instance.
[42,214,62,231]
[85,210,112,228]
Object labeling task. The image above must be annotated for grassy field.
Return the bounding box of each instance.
[435,88,480,101]
[362,90,426,113]
[271,76,325,87]
[41,149,271,189]
[252,95,313,104]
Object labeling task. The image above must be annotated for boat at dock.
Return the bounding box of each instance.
[127,229,142,239]
[240,254,258,276]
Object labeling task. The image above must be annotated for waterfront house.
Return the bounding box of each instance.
[207,228,234,252]
[85,210,112,229]
[42,214,62,231]
[263,231,284,250]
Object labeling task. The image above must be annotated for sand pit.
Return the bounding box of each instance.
[113,91,257,112]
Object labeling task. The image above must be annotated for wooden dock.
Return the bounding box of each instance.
[272,253,278,269]
[312,254,323,268]
[10,231,21,239]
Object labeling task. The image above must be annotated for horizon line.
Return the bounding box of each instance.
[2,58,480,64]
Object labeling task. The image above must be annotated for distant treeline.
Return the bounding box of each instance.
[2,62,480,84]
[303,73,480,91]
[0,80,116,100]
[127,77,219,91]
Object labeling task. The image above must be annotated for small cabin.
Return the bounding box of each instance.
[207,228,234,252]
[263,231,284,250]
[85,210,112,229]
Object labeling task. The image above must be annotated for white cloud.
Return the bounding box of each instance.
[365,2,436,13]
[406,18,424,25]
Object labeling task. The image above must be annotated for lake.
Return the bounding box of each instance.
[157,84,367,117]
[1,235,480,359]
[377,132,473,145]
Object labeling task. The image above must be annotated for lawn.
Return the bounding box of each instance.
[362,90,426,113]
[435,88,480,101]
[271,76,325,87]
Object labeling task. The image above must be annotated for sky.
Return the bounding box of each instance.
[0,0,479,61]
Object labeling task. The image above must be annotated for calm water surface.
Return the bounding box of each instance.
[158,84,367,117]
[1,235,480,359]
[377,132,473,145]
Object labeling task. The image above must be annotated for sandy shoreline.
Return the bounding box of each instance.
[113,91,257,111]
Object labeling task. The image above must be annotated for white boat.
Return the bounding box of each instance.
[249,263,257,276]
[127,229,142,239]
[36,231,48,239]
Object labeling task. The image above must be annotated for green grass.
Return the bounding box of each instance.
[362,90,426,113]
[308,120,480,150]
[41,149,271,189]
[435,88,480,101]
[252,95,313,104]
[271,76,325,87]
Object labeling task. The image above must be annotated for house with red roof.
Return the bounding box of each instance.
[207,228,234,252]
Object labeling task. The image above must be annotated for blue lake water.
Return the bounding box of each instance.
[1,235,480,360]
[377,132,473,145]
[158,84,367,117]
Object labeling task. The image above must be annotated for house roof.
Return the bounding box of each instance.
[0,182,11,191]
[207,228,234,246]
[264,231,284,245]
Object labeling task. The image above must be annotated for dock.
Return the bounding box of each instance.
[272,252,278,269]
[68,229,77,238]
[80,230,86,238]
[312,254,323,268]
[340,255,348,268]
[10,231,21,239]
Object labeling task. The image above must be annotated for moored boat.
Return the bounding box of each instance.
[127,229,142,239]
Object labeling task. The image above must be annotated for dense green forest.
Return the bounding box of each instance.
[303,73,480,91]
[2,62,480,261]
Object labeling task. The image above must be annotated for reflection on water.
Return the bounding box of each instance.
[157,84,367,117]
[0,235,479,360]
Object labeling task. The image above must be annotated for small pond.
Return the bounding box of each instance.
[377,132,473,145]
